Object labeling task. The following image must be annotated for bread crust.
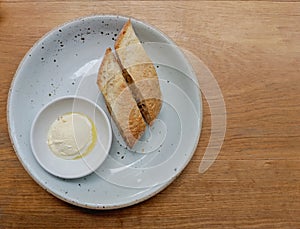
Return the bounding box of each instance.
[115,20,162,125]
[97,48,146,148]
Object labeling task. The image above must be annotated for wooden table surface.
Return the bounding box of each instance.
[1,1,300,228]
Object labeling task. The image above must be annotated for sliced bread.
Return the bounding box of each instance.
[97,48,146,148]
[115,20,162,125]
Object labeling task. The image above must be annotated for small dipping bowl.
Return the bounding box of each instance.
[30,96,112,179]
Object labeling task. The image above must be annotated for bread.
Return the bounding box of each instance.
[97,48,146,148]
[115,20,162,125]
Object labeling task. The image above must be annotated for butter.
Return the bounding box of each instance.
[47,112,97,159]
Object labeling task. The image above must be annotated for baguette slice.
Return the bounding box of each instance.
[97,48,146,148]
[115,20,162,125]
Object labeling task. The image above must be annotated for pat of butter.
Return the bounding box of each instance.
[47,113,96,159]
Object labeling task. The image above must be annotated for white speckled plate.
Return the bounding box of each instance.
[7,15,202,209]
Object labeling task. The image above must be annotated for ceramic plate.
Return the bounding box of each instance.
[8,15,202,209]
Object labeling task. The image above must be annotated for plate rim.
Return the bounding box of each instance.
[7,14,203,209]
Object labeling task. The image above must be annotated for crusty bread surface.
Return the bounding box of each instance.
[115,20,162,125]
[97,48,146,148]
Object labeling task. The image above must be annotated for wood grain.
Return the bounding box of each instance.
[1,1,300,228]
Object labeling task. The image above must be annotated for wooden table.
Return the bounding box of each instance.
[1,1,300,228]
